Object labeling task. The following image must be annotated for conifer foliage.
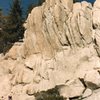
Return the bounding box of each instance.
[3,0,24,43]
[0,9,3,52]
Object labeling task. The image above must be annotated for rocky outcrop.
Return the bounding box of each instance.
[23,0,93,58]
[1,0,100,100]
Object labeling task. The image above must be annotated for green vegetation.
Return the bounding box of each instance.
[2,0,24,43]
[0,9,5,52]
[0,0,46,53]
[34,87,65,100]
[0,0,24,53]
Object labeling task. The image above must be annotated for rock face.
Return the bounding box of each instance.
[23,0,93,58]
[1,0,100,100]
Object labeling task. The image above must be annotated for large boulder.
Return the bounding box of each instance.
[93,0,100,29]
[1,0,100,99]
[58,79,85,98]
[22,0,93,59]
[84,70,100,90]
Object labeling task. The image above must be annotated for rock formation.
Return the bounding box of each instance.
[1,0,100,100]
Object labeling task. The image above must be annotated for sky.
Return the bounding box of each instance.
[0,0,38,14]
[79,0,95,3]
[0,0,96,15]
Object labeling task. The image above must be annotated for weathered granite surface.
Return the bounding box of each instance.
[1,0,100,100]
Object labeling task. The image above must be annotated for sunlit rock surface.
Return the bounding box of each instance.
[0,0,100,100]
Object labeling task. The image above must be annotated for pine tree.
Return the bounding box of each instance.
[3,0,24,43]
[0,8,3,30]
[0,8,5,52]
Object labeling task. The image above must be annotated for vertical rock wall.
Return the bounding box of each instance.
[1,0,100,100]
[23,0,93,59]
